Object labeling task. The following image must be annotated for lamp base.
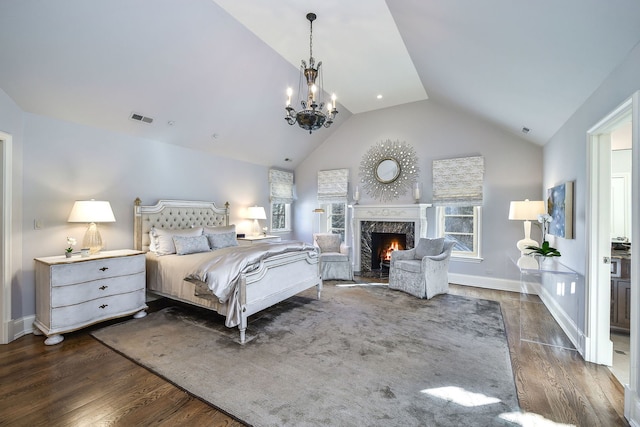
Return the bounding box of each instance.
[516,237,537,256]
[252,219,261,237]
[83,222,103,254]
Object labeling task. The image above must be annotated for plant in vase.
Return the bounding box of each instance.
[525,214,561,262]
[65,236,76,258]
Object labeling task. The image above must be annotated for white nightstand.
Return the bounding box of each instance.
[237,235,282,245]
[34,249,147,345]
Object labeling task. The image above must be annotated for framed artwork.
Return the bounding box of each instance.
[547,181,574,239]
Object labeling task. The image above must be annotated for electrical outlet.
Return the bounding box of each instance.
[34,219,43,230]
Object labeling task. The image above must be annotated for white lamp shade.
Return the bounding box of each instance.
[68,200,116,223]
[247,206,267,220]
[508,199,545,221]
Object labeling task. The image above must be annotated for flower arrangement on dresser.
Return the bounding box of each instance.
[65,236,76,258]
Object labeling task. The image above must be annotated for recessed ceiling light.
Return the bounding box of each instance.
[211,133,219,140]
[284,158,293,162]
[377,94,383,99]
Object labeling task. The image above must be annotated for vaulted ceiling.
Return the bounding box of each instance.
[1,0,640,169]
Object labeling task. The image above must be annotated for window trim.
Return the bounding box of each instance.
[436,205,482,260]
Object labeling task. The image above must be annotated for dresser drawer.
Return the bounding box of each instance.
[50,272,145,307]
[49,291,146,330]
[50,255,145,286]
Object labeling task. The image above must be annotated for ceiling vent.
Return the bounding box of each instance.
[129,112,154,124]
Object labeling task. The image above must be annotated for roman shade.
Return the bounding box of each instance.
[432,156,485,206]
[317,169,349,203]
[269,169,294,204]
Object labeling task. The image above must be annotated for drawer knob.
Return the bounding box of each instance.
[99,267,109,272]
[99,285,108,290]
[99,304,108,309]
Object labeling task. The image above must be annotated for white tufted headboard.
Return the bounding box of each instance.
[134,198,230,252]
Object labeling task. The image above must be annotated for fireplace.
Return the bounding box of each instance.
[352,204,430,275]
[371,232,406,270]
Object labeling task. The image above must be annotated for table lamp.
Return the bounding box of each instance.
[68,200,116,254]
[247,206,267,236]
[508,199,546,255]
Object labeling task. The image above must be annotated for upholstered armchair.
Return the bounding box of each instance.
[389,237,455,299]
[313,233,353,281]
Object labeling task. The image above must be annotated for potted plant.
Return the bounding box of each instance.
[65,236,76,258]
[525,214,561,261]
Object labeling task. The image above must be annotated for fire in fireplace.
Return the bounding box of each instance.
[371,232,406,270]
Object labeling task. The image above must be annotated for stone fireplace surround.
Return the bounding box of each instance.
[352,204,431,274]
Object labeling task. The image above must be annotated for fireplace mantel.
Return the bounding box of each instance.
[352,204,432,274]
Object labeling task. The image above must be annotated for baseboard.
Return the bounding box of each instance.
[10,314,35,341]
[448,273,537,295]
[625,386,640,426]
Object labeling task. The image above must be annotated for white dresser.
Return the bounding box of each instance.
[34,249,147,345]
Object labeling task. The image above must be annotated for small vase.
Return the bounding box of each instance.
[65,252,72,258]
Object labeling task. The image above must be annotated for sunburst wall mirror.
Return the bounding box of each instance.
[359,139,419,202]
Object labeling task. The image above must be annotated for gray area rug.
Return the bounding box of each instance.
[92,284,520,426]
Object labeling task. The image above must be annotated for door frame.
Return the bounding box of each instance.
[0,131,12,344]
[586,92,639,422]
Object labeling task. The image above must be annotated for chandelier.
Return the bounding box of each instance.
[285,13,338,134]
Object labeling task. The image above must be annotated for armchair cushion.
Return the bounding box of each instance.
[415,237,445,259]
[320,253,348,262]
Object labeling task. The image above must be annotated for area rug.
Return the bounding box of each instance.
[91,285,519,426]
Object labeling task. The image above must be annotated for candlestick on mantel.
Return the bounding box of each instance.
[413,182,421,204]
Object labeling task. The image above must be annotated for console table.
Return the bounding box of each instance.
[510,251,585,356]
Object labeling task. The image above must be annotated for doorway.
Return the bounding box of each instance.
[586,92,638,408]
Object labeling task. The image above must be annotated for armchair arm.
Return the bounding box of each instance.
[340,243,350,257]
[422,252,450,262]
[391,248,416,264]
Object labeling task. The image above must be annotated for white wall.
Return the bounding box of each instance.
[544,42,640,274]
[293,99,543,282]
[14,112,275,319]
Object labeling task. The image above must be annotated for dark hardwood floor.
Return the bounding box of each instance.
[0,283,628,426]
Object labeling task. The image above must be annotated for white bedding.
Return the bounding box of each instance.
[147,241,318,327]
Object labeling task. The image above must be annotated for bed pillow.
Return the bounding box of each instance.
[414,237,445,259]
[207,231,238,250]
[151,227,204,256]
[173,235,211,255]
[204,224,236,235]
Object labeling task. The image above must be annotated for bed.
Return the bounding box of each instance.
[134,198,322,343]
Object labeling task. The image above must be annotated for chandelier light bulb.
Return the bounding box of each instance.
[286,87,293,106]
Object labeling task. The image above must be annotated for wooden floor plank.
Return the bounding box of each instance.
[0,283,628,426]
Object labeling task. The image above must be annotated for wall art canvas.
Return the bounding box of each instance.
[547,181,574,239]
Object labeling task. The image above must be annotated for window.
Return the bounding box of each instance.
[269,169,294,233]
[437,206,481,259]
[325,202,346,240]
[317,168,349,240]
[271,203,291,232]
[432,156,484,260]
